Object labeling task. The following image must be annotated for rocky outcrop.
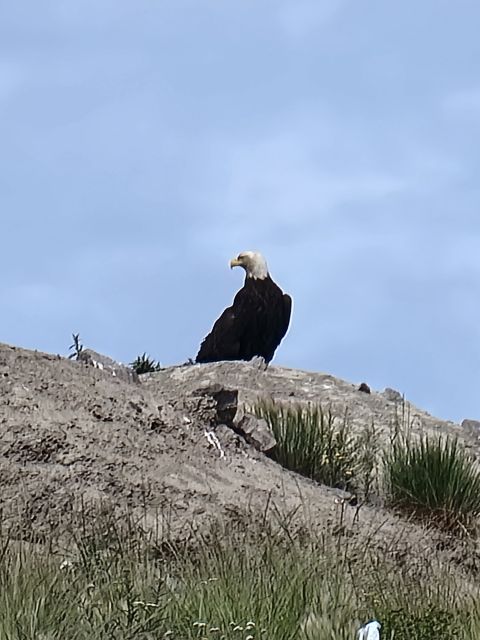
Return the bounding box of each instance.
[143,361,470,451]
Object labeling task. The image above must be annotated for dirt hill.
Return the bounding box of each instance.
[0,341,479,576]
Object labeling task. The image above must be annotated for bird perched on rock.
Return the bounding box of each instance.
[196,251,292,365]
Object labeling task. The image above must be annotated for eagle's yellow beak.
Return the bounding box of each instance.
[229,257,242,269]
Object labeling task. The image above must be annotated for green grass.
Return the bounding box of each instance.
[385,433,480,532]
[254,402,379,499]
[255,401,480,534]
[0,511,479,640]
[130,353,162,374]
[254,402,358,491]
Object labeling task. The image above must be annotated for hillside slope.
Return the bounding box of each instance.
[0,342,478,573]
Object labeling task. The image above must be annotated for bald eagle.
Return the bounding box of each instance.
[196,251,292,364]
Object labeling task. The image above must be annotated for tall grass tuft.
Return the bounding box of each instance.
[255,402,357,491]
[385,433,480,532]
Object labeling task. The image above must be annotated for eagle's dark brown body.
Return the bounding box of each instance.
[196,275,292,364]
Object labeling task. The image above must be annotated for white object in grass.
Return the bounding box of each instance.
[357,620,381,640]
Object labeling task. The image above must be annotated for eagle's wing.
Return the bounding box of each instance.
[263,292,291,362]
[195,287,251,362]
[277,293,292,342]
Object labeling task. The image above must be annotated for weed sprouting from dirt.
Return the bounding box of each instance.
[130,353,162,374]
[68,332,84,360]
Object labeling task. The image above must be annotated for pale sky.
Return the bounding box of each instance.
[2,1,480,424]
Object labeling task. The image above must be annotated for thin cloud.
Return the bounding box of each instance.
[223,126,409,231]
[443,87,480,114]
[277,0,347,39]
[0,61,23,106]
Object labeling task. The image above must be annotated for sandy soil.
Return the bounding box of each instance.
[0,342,479,577]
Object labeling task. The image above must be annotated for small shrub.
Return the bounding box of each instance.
[380,604,460,640]
[130,353,162,374]
[385,434,480,531]
[68,332,84,359]
[254,402,357,491]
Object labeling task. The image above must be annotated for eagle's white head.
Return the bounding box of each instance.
[229,251,269,280]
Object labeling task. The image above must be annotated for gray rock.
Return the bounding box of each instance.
[382,387,403,403]
[193,384,238,425]
[189,383,276,452]
[461,419,480,433]
[233,413,277,453]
